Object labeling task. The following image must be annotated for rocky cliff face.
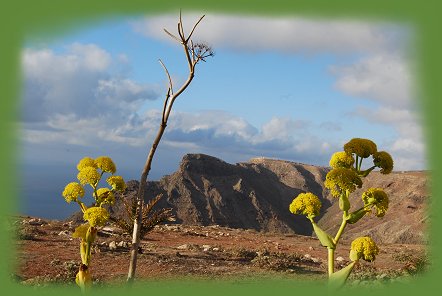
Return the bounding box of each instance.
[317,171,429,244]
[108,154,428,244]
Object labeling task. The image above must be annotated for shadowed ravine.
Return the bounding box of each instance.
[72,153,428,244]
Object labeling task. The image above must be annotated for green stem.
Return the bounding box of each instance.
[85,242,91,266]
[334,217,347,243]
[77,201,87,213]
[359,165,376,177]
[328,247,335,276]
[328,213,348,279]
[358,157,363,173]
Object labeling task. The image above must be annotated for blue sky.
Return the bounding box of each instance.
[19,12,425,218]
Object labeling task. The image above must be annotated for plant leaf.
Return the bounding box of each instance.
[346,208,368,224]
[312,222,336,249]
[329,261,356,290]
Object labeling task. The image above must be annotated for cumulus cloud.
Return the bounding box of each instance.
[351,105,425,170]
[164,111,332,163]
[132,14,405,54]
[330,53,414,108]
[22,102,334,167]
[22,16,424,172]
[21,44,160,124]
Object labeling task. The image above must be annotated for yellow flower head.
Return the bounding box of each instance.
[324,168,362,198]
[106,175,126,192]
[329,151,355,169]
[77,166,100,186]
[289,192,322,219]
[83,206,109,227]
[95,156,116,174]
[94,187,115,205]
[350,236,379,262]
[344,138,377,158]
[362,188,389,217]
[76,157,97,171]
[373,151,394,174]
[62,182,85,203]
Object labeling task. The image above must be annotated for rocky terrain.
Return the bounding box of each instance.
[14,216,427,288]
[102,154,428,244]
[14,153,430,287]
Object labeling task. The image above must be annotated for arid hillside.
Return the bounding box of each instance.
[99,154,429,244]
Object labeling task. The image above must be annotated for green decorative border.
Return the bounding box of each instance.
[1,0,440,295]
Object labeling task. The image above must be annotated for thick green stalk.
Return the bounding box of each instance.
[85,242,91,266]
[328,202,349,278]
[328,248,335,275]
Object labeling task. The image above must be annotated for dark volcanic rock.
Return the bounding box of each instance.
[74,153,428,244]
[115,154,332,236]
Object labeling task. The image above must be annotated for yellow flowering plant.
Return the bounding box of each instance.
[62,156,126,291]
[289,138,393,288]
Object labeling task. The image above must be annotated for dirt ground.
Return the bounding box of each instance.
[12,216,428,288]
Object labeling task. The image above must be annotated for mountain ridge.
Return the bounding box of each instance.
[97,153,428,244]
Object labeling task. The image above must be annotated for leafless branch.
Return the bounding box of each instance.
[186,15,205,43]
[159,59,173,94]
[163,28,180,42]
[127,12,214,283]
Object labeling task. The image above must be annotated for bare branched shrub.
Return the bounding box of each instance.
[111,194,175,238]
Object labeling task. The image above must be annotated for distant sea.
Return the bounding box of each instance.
[18,163,143,220]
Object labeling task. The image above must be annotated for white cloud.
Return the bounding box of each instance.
[351,106,425,170]
[22,104,334,167]
[132,13,405,54]
[260,117,308,142]
[331,53,414,107]
[68,43,112,71]
[22,16,424,172]
[21,44,161,126]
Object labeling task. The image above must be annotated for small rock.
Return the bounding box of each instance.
[50,259,61,266]
[377,273,388,280]
[311,257,321,263]
[58,230,70,236]
[101,226,122,234]
[304,254,311,259]
[336,256,345,262]
[308,246,314,251]
[109,241,117,251]
[212,247,220,252]
[28,218,46,226]
[117,241,128,248]
[202,245,211,252]
[165,225,180,231]
[177,244,189,250]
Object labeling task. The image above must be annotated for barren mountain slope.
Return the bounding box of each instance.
[115,154,331,235]
[317,171,429,244]
[101,154,429,244]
